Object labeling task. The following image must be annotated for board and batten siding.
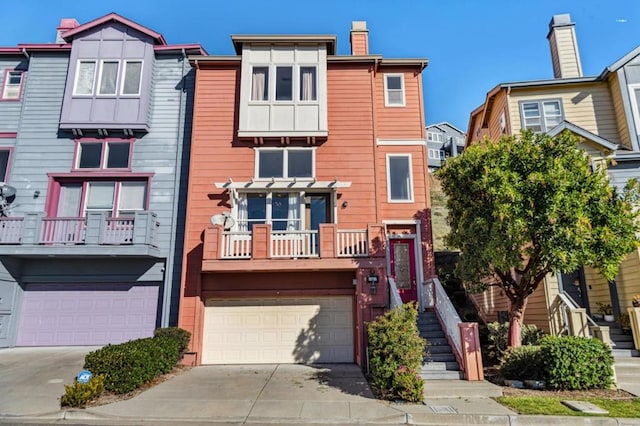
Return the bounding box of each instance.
[507,83,619,143]
[0,57,27,132]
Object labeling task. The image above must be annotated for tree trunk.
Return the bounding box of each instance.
[507,297,527,347]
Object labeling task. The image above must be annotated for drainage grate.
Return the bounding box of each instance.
[430,405,458,414]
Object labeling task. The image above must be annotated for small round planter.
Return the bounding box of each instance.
[604,314,615,322]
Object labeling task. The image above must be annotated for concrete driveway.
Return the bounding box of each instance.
[0,346,96,416]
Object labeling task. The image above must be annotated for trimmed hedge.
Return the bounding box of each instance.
[487,322,545,363]
[368,303,426,402]
[84,333,182,394]
[498,335,614,390]
[60,375,105,408]
[540,335,614,391]
[154,327,191,354]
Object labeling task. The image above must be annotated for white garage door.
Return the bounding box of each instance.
[202,296,353,364]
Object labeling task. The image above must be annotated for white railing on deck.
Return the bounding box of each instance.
[271,230,318,258]
[337,230,368,257]
[388,277,404,310]
[221,231,252,259]
[40,217,86,244]
[102,217,134,244]
[0,217,23,244]
[433,277,462,358]
[422,279,435,309]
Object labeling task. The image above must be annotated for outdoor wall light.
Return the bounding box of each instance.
[342,201,348,208]
[367,269,379,295]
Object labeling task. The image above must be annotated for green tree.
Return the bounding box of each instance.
[436,131,640,347]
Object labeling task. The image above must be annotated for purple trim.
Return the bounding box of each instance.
[0,69,25,101]
[49,172,153,178]
[61,13,167,45]
[0,133,17,138]
[16,44,72,51]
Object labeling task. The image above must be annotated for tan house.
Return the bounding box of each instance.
[466,14,640,349]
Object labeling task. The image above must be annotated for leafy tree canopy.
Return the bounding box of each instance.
[436,131,640,344]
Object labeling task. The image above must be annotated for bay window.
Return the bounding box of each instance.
[55,179,148,218]
[72,59,143,97]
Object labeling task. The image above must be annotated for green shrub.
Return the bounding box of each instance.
[498,345,544,381]
[486,322,545,362]
[540,335,614,390]
[368,303,426,402]
[60,375,105,408]
[84,336,181,394]
[154,327,191,354]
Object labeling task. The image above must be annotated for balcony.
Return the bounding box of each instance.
[0,211,161,258]
[202,223,385,272]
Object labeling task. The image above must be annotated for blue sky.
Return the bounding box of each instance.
[2,0,640,132]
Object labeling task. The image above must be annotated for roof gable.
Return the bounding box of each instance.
[547,120,619,152]
[61,12,166,45]
[602,45,640,76]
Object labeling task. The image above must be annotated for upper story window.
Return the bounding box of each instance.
[73,60,143,97]
[2,71,24,100]
[628,84,640,135]
[428,149,445,160]
[57,179,148,218]
[251,65,317,103]
[75,140,132,170]
[0,148,11,182]
[255,148,314,179]
[384,74,405,107]
[520,99,563,133]
[386,154,414,202]
[427,132,443,142]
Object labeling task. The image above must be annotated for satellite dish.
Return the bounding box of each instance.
[0,183,17,217]
[210,212,235,230]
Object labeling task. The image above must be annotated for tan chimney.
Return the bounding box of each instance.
[547,14,583,78]
[56,18,80,43]
[350,21,369,55]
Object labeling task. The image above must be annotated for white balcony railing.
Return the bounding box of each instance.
[433,277,462,358]
[221,231,252,259]
[337,229,368,257]
[40,217,86,244]
[271,230,318,258]
[0,217,24,244]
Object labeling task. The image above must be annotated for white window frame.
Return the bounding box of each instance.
[120,60,143,96]
[1,70,23,100]
[274,65,294,102]
[235,191,304,232]
[298,65,318,102]
[97,60,120,96]
[519,99,563,133]
[386,153,414,203]
[628,84,640,135]
[428,149,440,160]
[384,73,406,107]
[72,60,98,96]
[254,147,316,180]
[250,65,270,102]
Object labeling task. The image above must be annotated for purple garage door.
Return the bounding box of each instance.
[16,283,159,346]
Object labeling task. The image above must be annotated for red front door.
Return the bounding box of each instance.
[389,239,417,304]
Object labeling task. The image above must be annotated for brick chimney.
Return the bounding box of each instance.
[350,21,369,55]
[547,14,583,78]
[56,18,80,43]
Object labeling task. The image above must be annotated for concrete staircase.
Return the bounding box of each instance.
[599,321,640,396]
[605,322,640,358]
[418,310,464,380]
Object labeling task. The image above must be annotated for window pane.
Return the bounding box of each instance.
[247,193,267,231]
[86,182,115,210]
[106,142,130,168]
[251,67,269,101]
[275,66,292,101]
[287,150,313,177]
[119,182,146,212]
[8,73,21,85]
[543,101,560,116]
[0,151,9,181]
[387,91,403,105]
[258,150,284,178]
[522,103,540,118]
[386,76,402,90]
[78,143,102,168]
[122,61,142,95]
[299,66,317,101]
[389,156,411,201]
[75,61,96,95]
[271,193,289,231]
[57,184,82,217]
[99,61,118,95]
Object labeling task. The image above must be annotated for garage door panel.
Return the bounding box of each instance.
[202,296,353,364]
[16,284,159,346]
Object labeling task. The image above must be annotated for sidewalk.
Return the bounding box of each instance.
[1,364,638,425]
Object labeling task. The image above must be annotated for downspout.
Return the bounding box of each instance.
[162,48,188,327]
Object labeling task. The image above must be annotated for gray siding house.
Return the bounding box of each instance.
[0,13,203,347]
[426,122,465,172]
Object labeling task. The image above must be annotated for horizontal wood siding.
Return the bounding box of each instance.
[0,57,27,132]
[507,83,619,143]
[375,67,424,140]
[487,90,508,140]
[609,71,632,149]
[615,249,640,310]
[468,285,509,324]
[523,274,555,333]
[550,28,581,78]
[583,265,610,314]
